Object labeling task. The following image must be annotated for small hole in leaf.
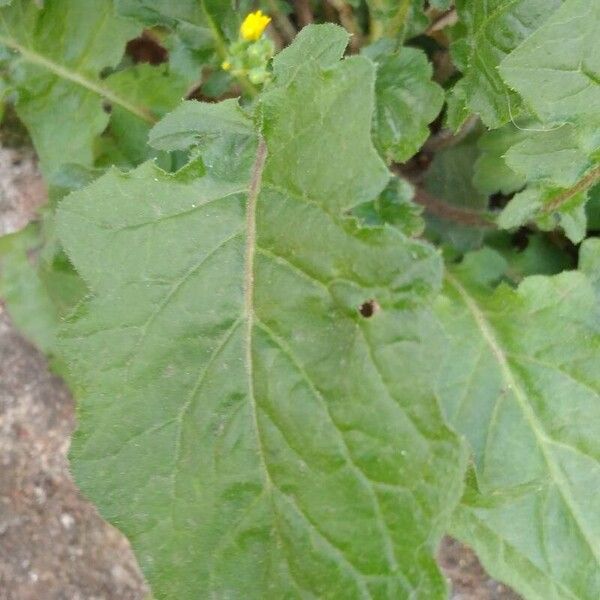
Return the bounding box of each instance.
[102,101,112,114]
[359,299,379,318]
[126,32,168,65]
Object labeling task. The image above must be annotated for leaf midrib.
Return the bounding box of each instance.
[238,138,407,592]
[239,139,377,598]
[0,34,156,124]
[445,271,600,567]
[243,137,271,490]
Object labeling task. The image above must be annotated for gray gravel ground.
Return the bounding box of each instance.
[0,307,148,600]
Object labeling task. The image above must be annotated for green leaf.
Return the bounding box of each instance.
[423,142,492,252]
[149,98,254,152]
[504,125,594,189]
[499,0,600,128]
[498,171,598,244]
[351,178,425,238]
[436,250,600,600]
[57,25,466,599]
[450,0,561,128]
[116,0,253,46]
[0,0,143,175]
[270,23,349,84]
[103,64,189,166]
[429,0,451,9]
[493,0,600,240]
[473,127,527,196]
[366,0,413,41]
[116,0,206,28]
[586,184,600,231]
[0,224,58,352]
[485,232,573,282]
[476,122,600,241]
[497,188,542,229]
[365,42,444,163]
[579,238,600,295]
[0,219,86,354]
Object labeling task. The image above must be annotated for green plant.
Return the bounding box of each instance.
[0,1,599,598]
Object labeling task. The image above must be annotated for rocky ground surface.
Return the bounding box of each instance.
[0,142,520,599]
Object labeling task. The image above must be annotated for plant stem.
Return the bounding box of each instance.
[200,1,258,98]
[425,7,458,35]
[266,0,297,44]
[544,164,600,213]
[294,0,314,26]
[412,187,496,228]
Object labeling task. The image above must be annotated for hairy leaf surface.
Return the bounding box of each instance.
[499,0,600,128]
[494,0,600,241]
[450,0,561,128]
[435,249,600,600]
[57,26,466,599]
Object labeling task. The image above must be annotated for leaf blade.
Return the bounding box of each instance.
[451,0,562,128]
[58,25,467,599]
[436,252,600,599]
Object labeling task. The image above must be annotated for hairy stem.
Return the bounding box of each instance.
[294,0,314,26]
[0,36,156,124]
[544,164,600,212]
[413,187,496,228]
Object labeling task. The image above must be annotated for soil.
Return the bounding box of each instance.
[0,308,148,600]
[0,143,521,599]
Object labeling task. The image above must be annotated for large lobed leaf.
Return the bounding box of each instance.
[57,26,466,599]
[435,247,600,600]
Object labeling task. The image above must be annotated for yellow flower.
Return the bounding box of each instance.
[240,10,271,42]
[221,60,231,71]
